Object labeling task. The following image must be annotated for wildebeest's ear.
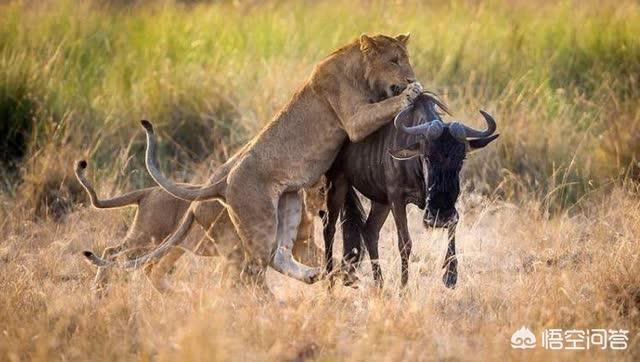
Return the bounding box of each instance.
[468,134,499,151]
[360,34,378,54]
[389,142,421,160]
[395,33,410,46]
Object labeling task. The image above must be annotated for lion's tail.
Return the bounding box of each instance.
[83,208,195,269]
[141,120,227,202]
[75,160,148,209]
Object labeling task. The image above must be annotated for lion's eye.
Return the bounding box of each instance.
[390,57,399,65]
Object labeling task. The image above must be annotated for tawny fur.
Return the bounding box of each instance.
[86,34,423,286]
[76,160,326,293]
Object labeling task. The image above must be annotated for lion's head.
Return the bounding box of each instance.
[360,33,416,100]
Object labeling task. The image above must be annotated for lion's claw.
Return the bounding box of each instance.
[400,81,423,107]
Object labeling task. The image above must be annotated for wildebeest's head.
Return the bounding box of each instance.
[390,94,499,228]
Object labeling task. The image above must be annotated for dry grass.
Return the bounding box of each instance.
[1,185,639,360]
[1,0,640,360]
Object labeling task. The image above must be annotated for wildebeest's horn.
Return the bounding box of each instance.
[448,122,466,143]
[394,107,444,139]
[424,120,444,140]
[393,106,417,133]
[460,110,497,139]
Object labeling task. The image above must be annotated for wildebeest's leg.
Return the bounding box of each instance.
[390,201,412,288]
[442,223,458,289]
[322,176,348,281]
[363,202,390,288]
[340,187,366,286]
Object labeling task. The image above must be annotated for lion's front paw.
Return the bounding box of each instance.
[400,82,423,107]
[304,267,323,284]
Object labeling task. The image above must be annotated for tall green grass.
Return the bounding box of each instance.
[0,0,639,214]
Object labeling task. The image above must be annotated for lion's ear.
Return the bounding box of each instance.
[396,33,410,46]
[360,34,377,54]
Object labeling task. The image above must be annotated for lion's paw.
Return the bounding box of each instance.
[304,267,323,284]
[400,81,423,107]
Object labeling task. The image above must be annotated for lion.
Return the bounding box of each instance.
[76,160,326,292]
[84,33,423,287]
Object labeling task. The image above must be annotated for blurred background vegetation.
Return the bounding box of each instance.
[0,0,638,219]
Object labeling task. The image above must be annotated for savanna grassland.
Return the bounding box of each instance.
[1,0,640,360]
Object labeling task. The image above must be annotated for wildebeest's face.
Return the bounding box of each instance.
[390,95,499,228]
[421,129,465,227]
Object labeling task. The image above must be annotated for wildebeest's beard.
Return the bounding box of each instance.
[423,132,465,228]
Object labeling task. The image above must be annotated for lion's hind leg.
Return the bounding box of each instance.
[92,244,125,294]
[272,192,323,283]
[146,247,186,292]
[226,184,322,285]
[93,242,186,294]
[92,235,148,295]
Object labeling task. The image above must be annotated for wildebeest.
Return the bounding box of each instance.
[323,93,499,289]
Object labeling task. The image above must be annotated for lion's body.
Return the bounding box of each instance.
[76,161,324,292]
[85,34,423,286]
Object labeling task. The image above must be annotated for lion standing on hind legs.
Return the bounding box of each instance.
[84,33,423,288]
[76,160,327,294]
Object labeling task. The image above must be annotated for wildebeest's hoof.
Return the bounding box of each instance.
[373,279,384,290]
[442,270,457,289]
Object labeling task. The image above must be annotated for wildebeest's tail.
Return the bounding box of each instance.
[141,120,227,202]
[341,187,366,270]
[75,160,148,208]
